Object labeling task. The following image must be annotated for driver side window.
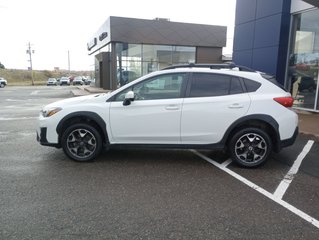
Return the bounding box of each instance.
[114,73,187,101]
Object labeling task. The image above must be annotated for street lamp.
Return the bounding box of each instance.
[26,42,35,85]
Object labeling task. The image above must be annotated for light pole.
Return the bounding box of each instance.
[68,50,70,74]
[26,42,35,85]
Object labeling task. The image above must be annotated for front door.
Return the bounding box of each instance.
[109,73,188,144]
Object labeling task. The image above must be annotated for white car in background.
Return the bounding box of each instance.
[0,77,7,88]
[37,63,298,168]
[59,77,70,86]
[47,78,58,86]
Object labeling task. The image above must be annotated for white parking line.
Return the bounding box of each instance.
[191,150,319,229]
[274,140,314,199]
[0,117,37,121]
[30,90,39,95]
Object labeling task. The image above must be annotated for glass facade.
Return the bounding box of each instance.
[288,8,319,111]
[116,43,195,88]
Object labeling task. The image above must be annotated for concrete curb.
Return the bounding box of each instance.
[299,132,319,143]
[71,86,109,97]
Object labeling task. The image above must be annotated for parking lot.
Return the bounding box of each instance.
[0,86,318,239]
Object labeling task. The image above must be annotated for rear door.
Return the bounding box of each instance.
[181,73,251,144]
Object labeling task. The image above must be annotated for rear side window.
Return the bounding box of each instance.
[190,73,231,97]
[243,78,261,92]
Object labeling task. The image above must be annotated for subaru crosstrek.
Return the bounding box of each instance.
[37,64,298,167]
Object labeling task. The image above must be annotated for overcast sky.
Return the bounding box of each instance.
[0,0,236,71]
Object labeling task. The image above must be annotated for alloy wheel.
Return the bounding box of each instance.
[234,133,267,164]
[66,128,97,159]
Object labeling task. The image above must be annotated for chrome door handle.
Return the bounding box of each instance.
[228,103,244,109]
[165,105,179,110]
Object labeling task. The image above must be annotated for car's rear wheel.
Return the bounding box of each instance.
[61,123,102,162]
[0,83,5,88]
[229,128,272,168]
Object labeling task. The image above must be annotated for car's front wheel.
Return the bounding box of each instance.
[0,83,5,88]
[61,123,102,162]
[229,128,272,168]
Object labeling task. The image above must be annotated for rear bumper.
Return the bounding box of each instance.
[280,127,299,149]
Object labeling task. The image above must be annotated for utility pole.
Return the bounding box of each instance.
[26,42,35,85]
[68,50,70,74]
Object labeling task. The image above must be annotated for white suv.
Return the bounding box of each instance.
[37,64,298,167]
[0,77,7,88]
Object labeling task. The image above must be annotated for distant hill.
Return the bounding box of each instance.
[0,69,94,86]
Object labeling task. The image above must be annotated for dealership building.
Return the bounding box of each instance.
[234,0,319,112]
[87,16,226,90]
[88,0,319,112]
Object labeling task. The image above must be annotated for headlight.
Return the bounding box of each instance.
[41,107,62,117]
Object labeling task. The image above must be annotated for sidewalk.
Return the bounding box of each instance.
[72,86,319,141]
[72,86,110,96]
[297,110,319,140]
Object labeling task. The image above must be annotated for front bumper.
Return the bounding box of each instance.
[36,127,60,147]
[37,113,61,147]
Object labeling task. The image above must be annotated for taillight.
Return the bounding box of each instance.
[273,97,294,107]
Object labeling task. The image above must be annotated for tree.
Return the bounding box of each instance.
[0,62,5,69]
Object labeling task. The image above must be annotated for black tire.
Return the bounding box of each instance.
[228,128,272,168]
[0,83,5,88]
[61,123,102,162]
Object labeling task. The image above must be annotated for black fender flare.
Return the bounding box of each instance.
[220,114,281,151]
[56,111,108,144]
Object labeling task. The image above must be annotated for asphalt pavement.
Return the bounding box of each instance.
[0,86,318,239]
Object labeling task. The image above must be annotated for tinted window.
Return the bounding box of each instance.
[230,77,244,95]
[243,78,261,92]
[190,73,231,97]
[114,73,187,101]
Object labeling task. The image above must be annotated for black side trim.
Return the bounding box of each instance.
[108,143,225,151]
[56,111,108,144]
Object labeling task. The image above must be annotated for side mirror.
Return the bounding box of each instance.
[123,91,135,106]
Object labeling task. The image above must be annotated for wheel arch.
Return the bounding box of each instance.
[56,111,109,146]
[221,114,281,152]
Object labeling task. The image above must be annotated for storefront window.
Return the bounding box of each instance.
[172,46,196,65]
[116,43,195,88]
[116,43,142,87]
[288,9,319,111]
